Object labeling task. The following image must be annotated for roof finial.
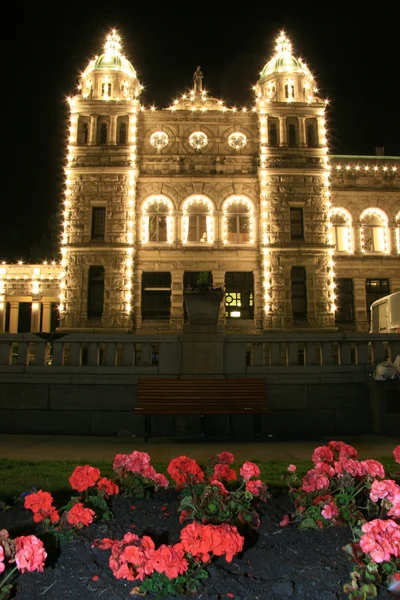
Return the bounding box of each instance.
[275,31,292,58]
[104,29,122,57]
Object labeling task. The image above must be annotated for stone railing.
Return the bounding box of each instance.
[0,332,399,374]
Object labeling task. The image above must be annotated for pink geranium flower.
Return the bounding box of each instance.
[239,461,260,481]
[321,502,339,520]
[15,535,47,573]
[0,545,5,574]
[394,445,400,464]
[287,464,297,473]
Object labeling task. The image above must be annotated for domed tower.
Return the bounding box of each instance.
[59,30,141,331]
[255,32,335,330]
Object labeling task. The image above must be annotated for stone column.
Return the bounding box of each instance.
[89,115,98,145]
[69,114,78,144]
[391,226,398,255]
[353,222,362,253]
[30,300,41,333]
[317,117,326,147]
[279,117,287,146]
[41,301,52,333]
[298,117,306,146]
[9,301,19,333]
[212,270,226,325]
[170,269,184,330]
[109,115,118,144]
[0,301,5,332]
[353,277,368,331]
[128,114,137,144]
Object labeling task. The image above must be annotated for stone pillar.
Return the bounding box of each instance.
[89,115,98,145]
[109,115,118,144]
[0,301,5,332]
[353,277,368,331]
[30,300,41,333]
[353,222,362,253]
[298,117,306,146]
[69,114,78,144]
[128,114,137,144]
[317,117,326,147]
[391,226,398,255]
[170,269,184,330]
[212,270,226,325]
[41,301,52,333]
[279,117,287,146]
[9,301,19,333]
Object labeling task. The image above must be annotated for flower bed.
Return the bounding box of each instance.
[0,446,399,599]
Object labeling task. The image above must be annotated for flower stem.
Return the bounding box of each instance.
[0,565,18,589]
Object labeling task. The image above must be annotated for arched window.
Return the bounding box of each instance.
[99,123,108,145]
[182,196,214,244]
[101,82,111,97]
[360,209,389,253]
[288,124,297,147]
[142,196,173,243]
[306,124,317,147]
[88,266,104,317]
[118,123,127,144]
[269,123,278,147]
[329,208,353,252]
[223,197,254,244]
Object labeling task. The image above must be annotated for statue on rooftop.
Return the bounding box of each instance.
[193,66,203,92]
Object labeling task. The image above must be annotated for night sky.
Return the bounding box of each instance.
[3,4,399,262]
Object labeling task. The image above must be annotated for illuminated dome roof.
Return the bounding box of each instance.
[83,30,136,78]
[259,32,312,80]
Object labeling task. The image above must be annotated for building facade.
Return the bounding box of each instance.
[0,31,399,335]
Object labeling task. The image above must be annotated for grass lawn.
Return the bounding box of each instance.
[0,455,398,503]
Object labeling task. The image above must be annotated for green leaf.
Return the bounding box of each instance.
[299,517,320,530]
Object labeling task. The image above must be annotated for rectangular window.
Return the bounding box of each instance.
[91,207,106,239]
[335,279,354,323]
[291,266,307,320]
[142,272,171,320]
[88,266,105,317]
[290,208,304,240]
[225,272,254,319]
[366,279,390,323]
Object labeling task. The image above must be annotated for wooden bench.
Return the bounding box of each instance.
[134,378,270,441]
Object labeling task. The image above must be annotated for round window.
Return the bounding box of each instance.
[228,132,247,150]
[189,131,208,150]
[150,131,169,149]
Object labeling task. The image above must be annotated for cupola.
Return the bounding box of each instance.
[79,30,141,101]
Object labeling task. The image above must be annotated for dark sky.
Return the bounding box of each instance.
[3,4,399,262]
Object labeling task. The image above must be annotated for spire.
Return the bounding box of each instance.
[104,29,122,57]
[274,31,293,59]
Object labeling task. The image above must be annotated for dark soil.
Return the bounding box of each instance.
[0,488,392,600]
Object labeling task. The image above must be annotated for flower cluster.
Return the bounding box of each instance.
[95,521,243,592]
[113,451,168,497]
[66,503,95,528]
[285,440,387,529]
[170,453,268,530]
[360,519,400,563]
[0,529,47,596]
[23,490,59,524]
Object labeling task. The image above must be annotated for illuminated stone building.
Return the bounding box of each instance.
[0,31,399,335]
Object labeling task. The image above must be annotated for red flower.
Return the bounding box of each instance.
[217,451,234,465]
[370,479,400,504]
[69,465,101,492]
[328,441,357,460]
[15,535,47,573]
[246,479,267,499]
[180,522,244,563]
[393,445,400,464]
[312,446,334,465]
[67,503,95,528]
[209,480,229,495]
[212,464,237,482]
[287,464,297,473]
[321,502,339,520]
[24,490,60,524]
[97,477,119,496]
[280,515,290,527]
[152,543,188,578]
[167,456,204,487]
[239,461,260,481]
[360,459,385,479]
[301,469,329,493]
[360,519,400,563]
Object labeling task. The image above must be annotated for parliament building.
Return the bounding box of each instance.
[0,31,399,335]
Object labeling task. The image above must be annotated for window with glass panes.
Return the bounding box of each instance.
[366,279,390,324]
[362,214,385,252]
[148,203,169,242]
[226,201,251,243]
[91,207,106,239]
[335,279,354,323]
[187,203,209,242]
[225,272,254,319]
[142,272,171,319]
